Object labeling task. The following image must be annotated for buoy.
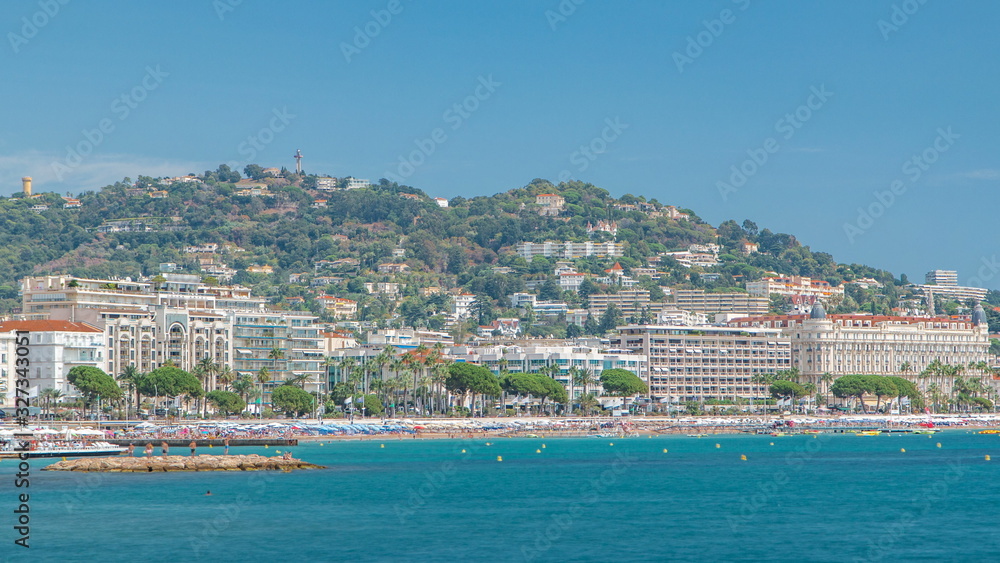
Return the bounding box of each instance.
[380,444,384,448]
[769,442,774,446]
[320,443,324,446]
[541,444,546,448]
[461,449,466,454]
[662,449,668,453]
[536,449,541,453]
[936,443,942,448]
[740,454,747,461]
[209,444,213,448]
[62,457,67,461]
[497,456,502,462]
[486,442,492,446]
[609,442,614,446]
[900,448,906,453]
[264,445,268,449]
[986,455,991,461]
[715,444,721,449]
[275,450,281,454]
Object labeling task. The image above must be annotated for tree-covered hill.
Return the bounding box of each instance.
[0,166,912,324]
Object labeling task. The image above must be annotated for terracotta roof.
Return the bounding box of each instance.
[0,320,102,333]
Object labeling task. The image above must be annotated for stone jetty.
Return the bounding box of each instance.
[42,454,325,472]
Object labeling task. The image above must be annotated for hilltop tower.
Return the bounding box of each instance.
[293,149,303,174]
[21,176,31,196]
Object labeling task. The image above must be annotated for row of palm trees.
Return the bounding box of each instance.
[334,343,452,416]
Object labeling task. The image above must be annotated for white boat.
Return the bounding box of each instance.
[1,439,126,459]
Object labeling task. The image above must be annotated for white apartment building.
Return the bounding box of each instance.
[746,276,845,302]
[458,342,647,400]
[516,241,624,260]
[612,324,792,404]
[0,320,106,402]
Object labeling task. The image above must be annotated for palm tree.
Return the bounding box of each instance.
[193,356,219,417]
[232,373,255,403]
[118,364,143,419]
[285,373,312,389]
[819,373,834,407]
[216,365,236,391]
[256,367,271,418]
[268,348,286,384]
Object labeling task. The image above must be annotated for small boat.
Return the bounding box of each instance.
[853,430,881,436]
[977,429,1000,435]
[914,429,939,435]
[1,440,126,459]
[686,433,708,438]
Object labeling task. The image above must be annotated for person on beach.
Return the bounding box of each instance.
[161,441,169,457]
[127,443,135,457]
[189,440,197,456]
[224,438,230,455]
[144,443,153,457]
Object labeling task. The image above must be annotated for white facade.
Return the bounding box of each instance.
[612,324,792,403]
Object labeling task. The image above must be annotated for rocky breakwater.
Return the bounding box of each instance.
[42,454,325,472]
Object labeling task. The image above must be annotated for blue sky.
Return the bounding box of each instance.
[2,1,999,287]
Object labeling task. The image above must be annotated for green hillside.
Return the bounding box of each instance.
[2,166,922,330]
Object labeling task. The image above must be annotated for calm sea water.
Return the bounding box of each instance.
[3,431,999,562]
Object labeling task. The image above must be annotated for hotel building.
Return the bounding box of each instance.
[611,324,792,404]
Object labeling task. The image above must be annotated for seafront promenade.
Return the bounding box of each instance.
[7,413,998,445]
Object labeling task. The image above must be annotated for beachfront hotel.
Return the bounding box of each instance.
[726,303,991,397]
[12,274,326,403]
[610,324,792,404]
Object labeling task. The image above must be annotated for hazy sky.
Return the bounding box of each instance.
[2,1,999,287]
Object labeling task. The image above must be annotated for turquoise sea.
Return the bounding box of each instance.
[3,431,1000,562]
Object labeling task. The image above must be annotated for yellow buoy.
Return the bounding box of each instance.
[497,456,502,462]
[716,444,721,449]
[461,449,466,454]
[936,443,942,448]
[609,442,614,446]
[264,445,268,449]
[275,450,281,454]
[380,444,385,448]
[320,443,324,446]
[486,442,492,446]
[986,455,992,461]
[900,448,906,453]
[209,444,213,448]
[663,449,668,453]
[541,444,546,448]
[536,449,541,453]
[740,454,747,461]
[62,457,67,461]
[769,442,774,446]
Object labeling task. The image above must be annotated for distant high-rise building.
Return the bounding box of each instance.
[925,270,958,286]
